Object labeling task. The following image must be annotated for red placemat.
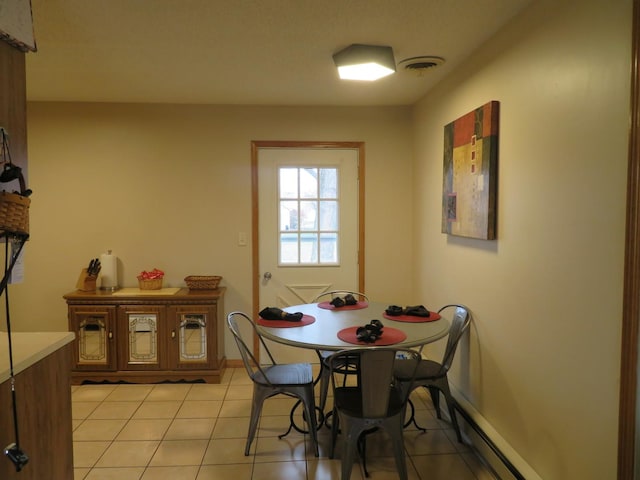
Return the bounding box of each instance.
[257,314,315,328]
[318,301,369,311]
[382,311,441,323]
[337,326,407,346]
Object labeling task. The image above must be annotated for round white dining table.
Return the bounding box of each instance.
[256,301,450,351]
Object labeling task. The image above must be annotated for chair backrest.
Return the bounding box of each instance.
[437,304,471,373]
[226,311,276,384]
[328,347,420,418]
[313,290,369,303]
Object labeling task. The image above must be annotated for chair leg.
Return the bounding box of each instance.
[388,420,408,480]
[447,399,462,443]
[319,364,330,413]
[439,382,462,442]
[301,388,320,457]
[429,380,463,443]
[428,385,442,418]
[330,407,339,459]
[246,390,267,456]
[341,421,360,480]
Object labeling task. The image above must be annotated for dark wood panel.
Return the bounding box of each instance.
[0,40,27,177]
[0,344,74,480]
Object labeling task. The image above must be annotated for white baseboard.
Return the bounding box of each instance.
[450,384,543,480]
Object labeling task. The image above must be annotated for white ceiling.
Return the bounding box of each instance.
[25,0,533,107]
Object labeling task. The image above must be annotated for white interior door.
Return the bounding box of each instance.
[257,146,360,363]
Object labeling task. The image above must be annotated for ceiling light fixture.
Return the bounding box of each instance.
[332,44,396,81]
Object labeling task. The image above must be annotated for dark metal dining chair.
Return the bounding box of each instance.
[327,347,421,480]
[312,290,369,413]
[226,311,319,456]
[394,304,471,442]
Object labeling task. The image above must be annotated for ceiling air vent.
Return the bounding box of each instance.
[398,56,445,76]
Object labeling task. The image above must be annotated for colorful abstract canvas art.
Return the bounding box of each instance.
[442,101,499,240]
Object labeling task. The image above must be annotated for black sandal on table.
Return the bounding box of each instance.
[259,307,303,322]
[356,319,384,342]
[343,294,358,305]
[385,305,403,316]
[404,305,431,317]
[330,297,346,308]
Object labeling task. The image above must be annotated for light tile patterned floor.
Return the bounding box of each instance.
[72,367,496,480]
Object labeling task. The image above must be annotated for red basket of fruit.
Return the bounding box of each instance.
[137,268,165,290]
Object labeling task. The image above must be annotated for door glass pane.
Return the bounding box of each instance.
[280,233,298,263]
[278,166,340,265]
[79,317,107,364]
[319,200,338,230]
[299,201,317,230]
[300,168,318,198]
[320,233,338,263]
[319,168,337,198]
[300,233,318,263]
[279,168,298,198]
[128,314,158,364]
[280,200,298,230]
[179,314,207,361]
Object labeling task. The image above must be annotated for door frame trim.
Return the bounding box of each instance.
[250,140,366,353]
[619,0,640,477]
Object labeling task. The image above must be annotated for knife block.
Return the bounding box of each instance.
[76,268,97,292]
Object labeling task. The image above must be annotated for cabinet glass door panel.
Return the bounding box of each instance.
[69,305,116,371]
[128,313,158,364]
[179,314,207,362]
[78,317,108,365]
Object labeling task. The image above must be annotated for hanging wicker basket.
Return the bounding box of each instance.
[0,129,31,236]
[0,192,29,235]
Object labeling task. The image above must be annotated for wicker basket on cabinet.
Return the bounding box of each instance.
[138,277,163,290]
[184,275,222,290]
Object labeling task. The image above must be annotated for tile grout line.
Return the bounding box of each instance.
[196,379,233,479]
[139,382,193,478]
[89,383,153,477]
[79,385,114,475]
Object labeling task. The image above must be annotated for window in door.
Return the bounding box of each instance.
[278,166,339,265]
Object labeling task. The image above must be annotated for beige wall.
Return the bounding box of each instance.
[412,0,631,478]
[8,0,632,477]
[16,103,413,358]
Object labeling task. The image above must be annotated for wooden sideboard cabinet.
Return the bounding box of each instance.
[64,288,226,384]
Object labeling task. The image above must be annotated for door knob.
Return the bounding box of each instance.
[263,272,272,280]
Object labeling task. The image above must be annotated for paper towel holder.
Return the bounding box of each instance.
[99,249,119,291]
